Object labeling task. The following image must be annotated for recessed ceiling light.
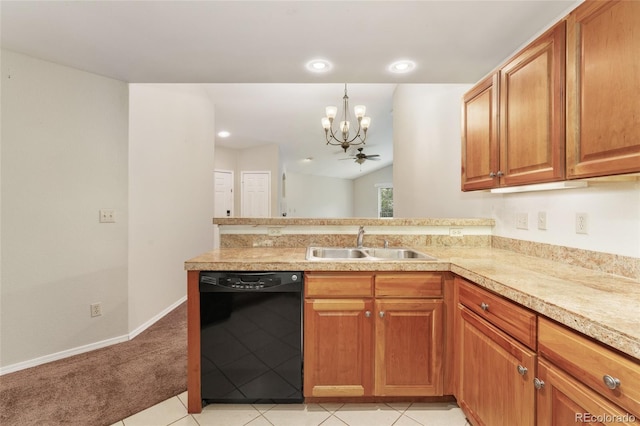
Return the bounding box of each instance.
[303,157,313,162]
[306,59,333,73]
[217,131,230,138]
[388,60,416,74]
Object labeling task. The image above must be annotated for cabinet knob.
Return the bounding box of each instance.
[534,378,545,390]
[603,375,621,390]
[480,302,489,311]
[379,311,385,318]
[517,365,528,376]
[365,311,371,318]
[489,172,496,178]
[496,171,504,177]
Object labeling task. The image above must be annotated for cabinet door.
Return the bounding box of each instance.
[458,305,536,426]
[566,0,640,178]
[500,22,565,186]
[375,299,443,396]
[537,358,639,426]
[461,73,500,191]
[304,299,374,397]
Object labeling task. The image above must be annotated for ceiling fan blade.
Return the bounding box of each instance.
[365,154,380,158]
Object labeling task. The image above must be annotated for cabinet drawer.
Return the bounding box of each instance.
[305,272,374,297]
[538,317,640,418]
[458,278,536,349]
[375,273,443,298]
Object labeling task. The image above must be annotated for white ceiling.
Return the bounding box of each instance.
[1,0,579,179]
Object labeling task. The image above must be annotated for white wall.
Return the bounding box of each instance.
[492,181,640,257]
[1,51,129,367]
[285,172,354,218]
[353,166,394,217]
[393,84,490,218]
[128,84,216,335]
[392,84,640,258]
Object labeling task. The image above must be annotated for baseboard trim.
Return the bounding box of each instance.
[0,296,187,376]
[0,334,130,375]
[128,296,187,340]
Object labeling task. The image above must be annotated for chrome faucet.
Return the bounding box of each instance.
[356,226,365,248]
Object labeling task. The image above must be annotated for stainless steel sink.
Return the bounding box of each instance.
[307,247,368,259]
[306,246,436,261]
[362,248,437,260]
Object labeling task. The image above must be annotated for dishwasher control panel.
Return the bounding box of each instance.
[200,271,302,292]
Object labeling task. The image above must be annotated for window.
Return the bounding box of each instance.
[377,184,393,218]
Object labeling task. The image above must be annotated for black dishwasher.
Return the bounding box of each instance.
[199,271,303,404]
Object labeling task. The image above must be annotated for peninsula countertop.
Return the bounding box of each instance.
[185,246,640,361]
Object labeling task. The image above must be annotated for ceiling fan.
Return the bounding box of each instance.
[340,148,381,164]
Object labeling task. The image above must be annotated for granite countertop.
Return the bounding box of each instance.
[185,246,640,361]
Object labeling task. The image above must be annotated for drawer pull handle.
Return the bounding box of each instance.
[517,365,528,376]
[603,375,621,390]
[534,378,545,390]
[379,311,385,318]
[480,302,489,311]
[365,311,371,318]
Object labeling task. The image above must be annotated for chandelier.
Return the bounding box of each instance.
[321,84,371,152]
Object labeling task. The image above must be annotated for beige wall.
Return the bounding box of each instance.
[353,165,393,217]
[285,172,354,218]
[1,50,129,368]
[128,84,216,335]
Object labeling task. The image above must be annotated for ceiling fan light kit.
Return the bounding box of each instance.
[340,147,381,165]
[322,84,371,152]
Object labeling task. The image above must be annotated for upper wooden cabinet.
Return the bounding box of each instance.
[566,0,640,179]
[461,22,566,190]
[500,21,566,187]
[461,73,500,191]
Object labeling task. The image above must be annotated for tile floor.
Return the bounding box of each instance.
[111,392,472,426]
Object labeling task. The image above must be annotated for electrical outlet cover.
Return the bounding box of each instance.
[516,213,529,230]
[576,213,588,234]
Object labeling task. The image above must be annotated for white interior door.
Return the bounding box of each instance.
[241,171,271,217]
[214,170,234,217]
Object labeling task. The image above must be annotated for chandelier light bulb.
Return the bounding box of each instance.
[340,120,350,134]
[354,105,366,118]
[321,117,331,130]
[325,106,337,120]
[360,116,371,130]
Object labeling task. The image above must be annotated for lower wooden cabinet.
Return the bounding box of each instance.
[304,272,444,398]
[536,358,638,426]
[457,304,536,426]
[455,276,538,426]
[375,298,443,396]
[304,298,374,397]
[537,317,640,423]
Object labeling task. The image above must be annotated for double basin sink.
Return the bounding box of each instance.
[306,246,437,261]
